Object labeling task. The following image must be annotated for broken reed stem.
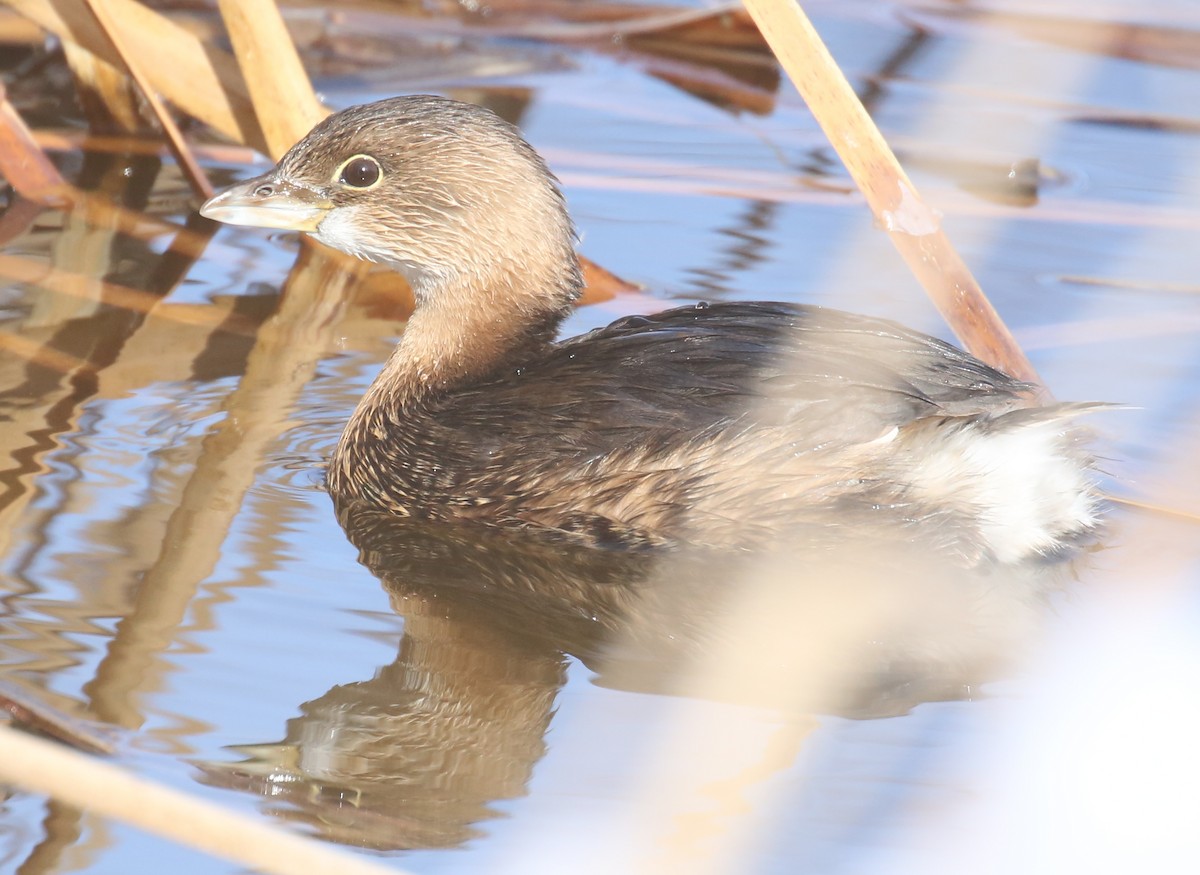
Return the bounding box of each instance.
[0,82,69,202]
[82,0,213,199]
[741,0,1042,386]
[217,0,329,159]
[0,680,115,755]
[0,724,410,875]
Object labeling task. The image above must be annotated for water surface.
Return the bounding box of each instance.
[1,1,1199,872]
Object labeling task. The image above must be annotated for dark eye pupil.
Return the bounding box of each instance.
[340,157,380,188]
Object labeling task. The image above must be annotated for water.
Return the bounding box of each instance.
[1,0,1199,872]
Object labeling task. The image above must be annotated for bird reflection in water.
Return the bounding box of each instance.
[196,497,1085,851]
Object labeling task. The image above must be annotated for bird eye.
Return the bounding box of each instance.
[336,154,382,189]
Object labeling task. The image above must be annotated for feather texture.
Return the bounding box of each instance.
[330,301,1103,562]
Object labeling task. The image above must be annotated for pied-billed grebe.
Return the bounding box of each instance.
[200,95,1103,562]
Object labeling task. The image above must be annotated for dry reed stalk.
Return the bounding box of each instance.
[579,254,641,300]
[0,6,41,40]
[741,0,1041,385]
[217,0,328,159]
[7,0,270,154]
[0,82,68,201]
[0,679,115,754]
[0,194,43,247]
[0,723,413,875]
[81,0,213,198]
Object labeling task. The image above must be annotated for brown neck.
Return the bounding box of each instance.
[339,269,576,443]
[393,291,560,396]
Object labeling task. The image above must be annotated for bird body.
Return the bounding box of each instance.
[201,95,1103,564]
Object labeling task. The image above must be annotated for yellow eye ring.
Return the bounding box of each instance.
[334,154,383,190]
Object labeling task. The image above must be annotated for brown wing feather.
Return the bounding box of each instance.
[341,302,1065,552]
